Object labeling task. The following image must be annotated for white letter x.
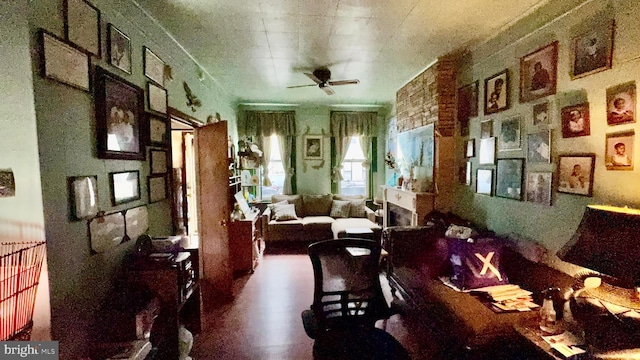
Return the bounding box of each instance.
[475,252,502,281]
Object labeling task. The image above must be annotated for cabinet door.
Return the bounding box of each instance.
[195,122,233,306]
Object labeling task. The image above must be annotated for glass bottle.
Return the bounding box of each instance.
[540,288,560,334]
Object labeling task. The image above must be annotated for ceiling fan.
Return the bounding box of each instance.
[287,68,359,95]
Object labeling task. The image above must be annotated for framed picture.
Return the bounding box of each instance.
[109,170,140,205]
[458,81,478,136]
[484,69,509,115]
[68,175,98,220]
[465,161,472,186]
[148,174,168,203]
[148,113,170,147]
[571,20,614,79]
[519,41,558,103]
[479,137,496,165]
[40,29,90,91]
[107,24,131,74]
[496,158,524,201]
[147,82,168,115]
[480,119,493,139]
[606,82,636,125]
[526,172,552,206]
[303,135,323,160]
[144,47,164,86]
[64,0,101,57]
[95,67,145,160]
[150,149,168,174]
[527,130,551,163]
[557,154,595,196]
[498,117,521,151]
[561,103,590,138]
[533,101,549,126]
[605,130,634,170]
[476,169,493,196]
[0,169,16,197]
[465,139,475,158]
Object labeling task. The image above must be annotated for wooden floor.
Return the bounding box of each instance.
[190,249,458,359]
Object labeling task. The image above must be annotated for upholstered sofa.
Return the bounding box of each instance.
[262,194,381,243]
[382,215,576,353]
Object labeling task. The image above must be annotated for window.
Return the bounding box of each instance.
[263,135,284,200]
[340,137,368,196]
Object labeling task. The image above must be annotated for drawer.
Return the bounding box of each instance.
[386,188,417,211]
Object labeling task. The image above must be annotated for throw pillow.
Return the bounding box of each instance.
[273,204,298,221]
[271,194,304,217]
[330,200,351,218]
[448,238,509,290]
[302,194,333,216]
[349,199,367,218]
[268,200,287,213]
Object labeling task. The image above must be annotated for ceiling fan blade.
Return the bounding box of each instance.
[328,79,360,86]
[304,72,322,84]
[286,84,317,89]
[321,85,335,95]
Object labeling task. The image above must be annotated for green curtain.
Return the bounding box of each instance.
[330,111,377,183]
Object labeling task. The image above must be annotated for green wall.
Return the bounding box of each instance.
[28,0,236,357]
[452,0,640,254]
[238,104,389,196]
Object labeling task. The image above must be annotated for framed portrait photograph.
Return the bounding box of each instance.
[561,103,590,138]
[479,137,496,165]
[150,149,168,174]
[484,69,509,115]
[571,20,614,79]
[147,82,168,115]
[496,158,524,201]
[109,170,140,205]
[557,154,595,196]
[148,113,170,147]
[476,169,493,196]
[148,174,168,203]
[533,101,549,126]
[527,130,551,163]
[498,117,521,151]
[95,67,145,160]
[605,130,634,170]
[519,41,558,103]
[458,81,478,136]
[64,0,101,57]
[465,139,475,158]
[303,135,323,160]
[107,24,131,74]
[480,119,493,139]
[68,175,98,220]
[526,172,552,206]
[606,81,636,125]
[144,47,164,86]
[40,29,90,92]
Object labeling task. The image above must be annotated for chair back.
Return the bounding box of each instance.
[308,238,389,332]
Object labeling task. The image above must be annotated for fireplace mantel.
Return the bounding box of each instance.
[383,187,434,227]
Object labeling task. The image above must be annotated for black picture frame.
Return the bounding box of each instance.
[64,0,101,57]
[484,69,509,115]
[40,29,91,92]
[150,149,168,175]
[107,23,131,74]
[148,174,168,203]
[109,170,140,205]
[144,47,164,86]
[148,113,170,147]
[147,82,168,115]
[95,67,145,160]
[496,158,524,201]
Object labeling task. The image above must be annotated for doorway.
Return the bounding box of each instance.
[170,109,198,239]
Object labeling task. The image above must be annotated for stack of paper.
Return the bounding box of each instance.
[472,284,539,311]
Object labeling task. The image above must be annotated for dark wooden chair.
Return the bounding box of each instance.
[302,238,410,360]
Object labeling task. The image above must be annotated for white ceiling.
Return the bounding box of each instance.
[134,0,552,106]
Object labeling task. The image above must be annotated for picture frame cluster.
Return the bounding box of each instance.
[456,18,627,206]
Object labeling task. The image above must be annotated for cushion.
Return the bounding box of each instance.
[448,238,509,290]
[271,194,304,217]
[302,194,333,216]
[349,199,367,218]
[333,194,364,201]
[330,200,352,218]
[268,200,287,212]
[273,204,298,221]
